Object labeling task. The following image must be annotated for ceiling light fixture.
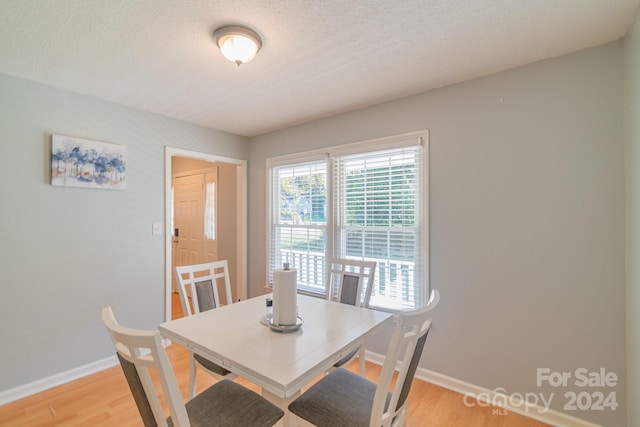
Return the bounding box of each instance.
[213,25,262,66]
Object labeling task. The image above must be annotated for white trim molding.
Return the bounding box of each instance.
[364,350,602,427]
[0,339,171,405]
[0,356,118,405]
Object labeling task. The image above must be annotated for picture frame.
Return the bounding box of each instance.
[51,134,126,190]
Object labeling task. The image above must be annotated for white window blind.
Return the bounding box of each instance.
[269,160,328,294]
[333,146,424,310]
[267,131,428,311]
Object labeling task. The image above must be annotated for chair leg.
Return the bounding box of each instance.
[358,347,366,376]
[188,352,197,399]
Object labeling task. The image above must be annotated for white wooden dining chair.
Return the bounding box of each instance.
[175,260,233,316]
[175,260,237,399]
[101,306,284,427]
[289,289,440,427]
[327,258,377,375]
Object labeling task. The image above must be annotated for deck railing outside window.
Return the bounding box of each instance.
[278,249,417,311]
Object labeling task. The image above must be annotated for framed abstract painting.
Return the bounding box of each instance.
[51,134,126,190]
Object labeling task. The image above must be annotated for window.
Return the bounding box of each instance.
[269,159,328,293]
[204,181,216,240]
[268,131,428,311]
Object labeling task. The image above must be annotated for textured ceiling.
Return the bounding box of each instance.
[1,0,639,137]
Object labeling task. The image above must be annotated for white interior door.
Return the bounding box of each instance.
[174,173,205,267]
[172,169,219,291]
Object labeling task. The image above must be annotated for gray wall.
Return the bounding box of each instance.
[249,42,626,426]
[625,7,640,427]
[0,73,248,391]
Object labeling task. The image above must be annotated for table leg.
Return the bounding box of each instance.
[261,389,301,427]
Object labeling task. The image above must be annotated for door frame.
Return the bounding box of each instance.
[164,146,247,322]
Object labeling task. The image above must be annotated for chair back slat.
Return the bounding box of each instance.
[339,274,360,305]
[395,330,429,411]
[195,280,217,311]
[116,353,158,427]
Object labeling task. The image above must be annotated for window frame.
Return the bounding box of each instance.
[266,130,429,311]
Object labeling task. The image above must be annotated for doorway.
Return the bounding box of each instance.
[172,166,219,290]
[164,147,247,322]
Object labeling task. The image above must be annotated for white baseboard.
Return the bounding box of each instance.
[0,340,172,406]
[364,350,602,427]
[0,355,119,406]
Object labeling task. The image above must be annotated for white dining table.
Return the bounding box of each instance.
[159,293,393,425]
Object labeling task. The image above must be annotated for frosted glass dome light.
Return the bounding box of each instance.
[213,25,262,66]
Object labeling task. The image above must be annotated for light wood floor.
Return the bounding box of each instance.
[0,294,550,426]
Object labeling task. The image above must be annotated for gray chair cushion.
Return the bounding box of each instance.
[193,353,232,376]
[288,368,390,427]
[194,280,231,378]
[333,274,361,367]
[195,280,216,312]
[396,330,429,410]
[340,274,360,306]
[167,379,284,427]
[116,353,158,427]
